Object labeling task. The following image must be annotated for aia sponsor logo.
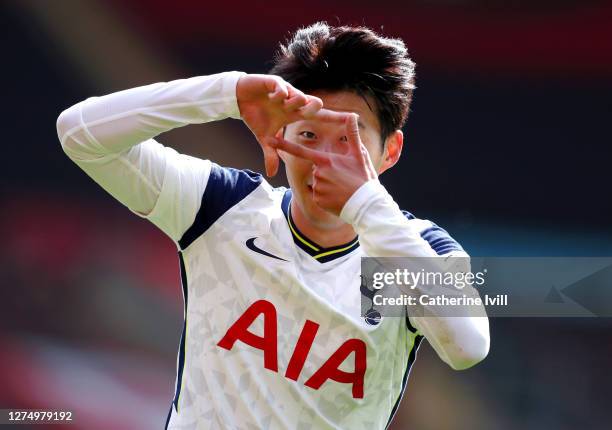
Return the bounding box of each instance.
[217,300,367,398]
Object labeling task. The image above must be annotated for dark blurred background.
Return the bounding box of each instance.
[1,0,611,429]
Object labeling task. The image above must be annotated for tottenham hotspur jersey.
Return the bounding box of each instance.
[56,71,467,430]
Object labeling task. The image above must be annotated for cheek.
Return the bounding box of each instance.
[282,152,311,178]
[362,140,384,167]
[366,149,380,166]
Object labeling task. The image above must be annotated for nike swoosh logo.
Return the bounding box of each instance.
[246,237,288,262]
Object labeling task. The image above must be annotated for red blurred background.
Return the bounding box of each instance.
[1,0,611,429]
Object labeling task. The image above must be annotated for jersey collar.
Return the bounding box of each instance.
[281,189,360,263]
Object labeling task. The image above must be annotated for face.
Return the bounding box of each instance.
[280,90,403,228]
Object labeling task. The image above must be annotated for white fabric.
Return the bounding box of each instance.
[57,71,245,242]
[342,180,490,370]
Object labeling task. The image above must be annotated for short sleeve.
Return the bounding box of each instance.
[137,143,212,243]
[178,163,263,250]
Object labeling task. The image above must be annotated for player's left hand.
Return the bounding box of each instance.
[267,114,378,216]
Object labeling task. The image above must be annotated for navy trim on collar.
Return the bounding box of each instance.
[281,189,360,263]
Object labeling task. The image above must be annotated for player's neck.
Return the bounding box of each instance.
[290,199,357,248]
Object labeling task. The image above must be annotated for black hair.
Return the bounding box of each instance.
[270,22,416,143]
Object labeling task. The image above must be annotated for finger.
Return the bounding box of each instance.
[268,80,289,102]
[284,93,309,111]
[268,90,286,103]
[307,108,351,124]
[297,96,323,118]
[312,164,329,185]
[269,137,330,165]
[312,174,334,192]
[261,139,280,177]
[286,84,304,100]
[268,146,280,177]
[345,113,363,156]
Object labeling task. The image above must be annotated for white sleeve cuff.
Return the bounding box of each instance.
[221,71,247,120]
[339,179,388,226]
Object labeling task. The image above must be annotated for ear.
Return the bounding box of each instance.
[377,130,403,175]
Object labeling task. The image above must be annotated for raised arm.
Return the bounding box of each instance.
[56,72,338,242]
[56,72,246,242]
[340,181,490,370]
[270,114,490,370]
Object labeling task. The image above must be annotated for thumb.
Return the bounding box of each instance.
[261,138,280,177]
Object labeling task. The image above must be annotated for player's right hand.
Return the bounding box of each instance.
[237,74,339,177]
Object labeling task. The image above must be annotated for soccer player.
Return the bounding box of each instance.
[57,23,489,430]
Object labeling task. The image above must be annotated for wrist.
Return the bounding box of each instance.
[339,179,386,226]
[236,74,249,118]
[228,72,248,119]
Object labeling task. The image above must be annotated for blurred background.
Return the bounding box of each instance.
[1,0,611,429]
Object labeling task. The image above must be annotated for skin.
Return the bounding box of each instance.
[237,75,403,248]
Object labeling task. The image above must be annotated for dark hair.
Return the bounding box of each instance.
[270,22,416,143]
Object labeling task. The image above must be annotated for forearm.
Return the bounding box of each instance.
[57,71,245,160]
[341,180,490,369]
[340,180,442,257]
[55,72,244,235]
[411,314,489,370]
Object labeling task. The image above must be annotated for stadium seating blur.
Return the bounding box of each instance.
[1,1,610,429]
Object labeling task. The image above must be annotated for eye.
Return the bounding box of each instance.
[298,131,317,140]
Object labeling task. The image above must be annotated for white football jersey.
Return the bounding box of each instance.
[164,163,461,429]
[56,71,467,430]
